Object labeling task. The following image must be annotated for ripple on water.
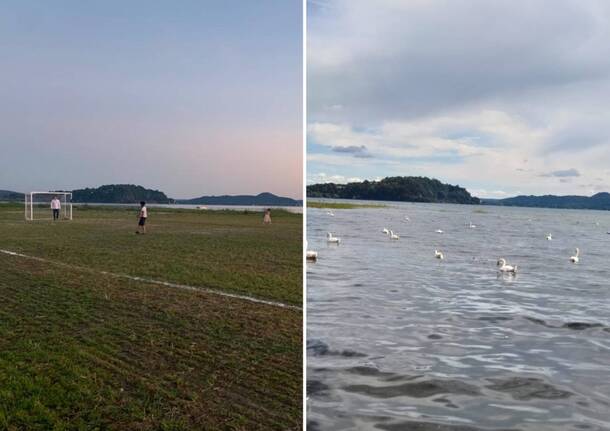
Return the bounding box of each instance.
[344,378,481,398]
[485,377,573,401]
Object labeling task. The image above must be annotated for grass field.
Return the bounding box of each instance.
[0,203,302,430]
[307,201,387,209]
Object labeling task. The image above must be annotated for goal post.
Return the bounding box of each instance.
[25,192,73,221]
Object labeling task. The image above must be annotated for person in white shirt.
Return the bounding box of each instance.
[51,196,61,220]
[136,201,148,234]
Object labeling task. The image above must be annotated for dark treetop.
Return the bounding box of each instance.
[307,176,480,205]
[72,185,172,204]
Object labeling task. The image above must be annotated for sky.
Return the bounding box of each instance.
[0,0,302,199]
[307,0,610,198]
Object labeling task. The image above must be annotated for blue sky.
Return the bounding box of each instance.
[307,0,610,198]
[0,0,302,199]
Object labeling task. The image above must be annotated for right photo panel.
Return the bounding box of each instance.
[306,1,610,430]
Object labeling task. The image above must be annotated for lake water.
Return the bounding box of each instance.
[73,203,303,214]
[307,201,610,431]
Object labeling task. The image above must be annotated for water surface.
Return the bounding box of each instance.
[307,201,610,430]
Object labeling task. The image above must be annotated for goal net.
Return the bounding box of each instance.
[25,192,73,221]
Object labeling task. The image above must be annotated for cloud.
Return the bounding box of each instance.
[307,172,362,184]
[331,144,372,158]
[541,168,581,178]
[309,109,548,165]
[308,0,610,124]
[307,0,610,196]
[468,188,515,199]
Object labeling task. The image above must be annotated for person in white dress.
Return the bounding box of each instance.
[263,208,272,224]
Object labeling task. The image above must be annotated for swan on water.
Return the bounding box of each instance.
[389,230,399,240]
[404,216,410,221]
[435,250,444,259]
[570,248,579,263]
[435,229,444,234]
[327,211,335,217]
[546,233,552,241]
[382,228,390,235]
[497,258,517,273]
[468,222,476,229]
[327,232,340,244]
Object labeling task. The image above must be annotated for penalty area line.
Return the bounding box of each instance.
[0,249,301,312]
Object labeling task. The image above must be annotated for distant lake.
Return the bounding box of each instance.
[73,202,303,214]
[307,200,610,430]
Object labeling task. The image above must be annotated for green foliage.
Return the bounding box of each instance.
[307,176,479,204]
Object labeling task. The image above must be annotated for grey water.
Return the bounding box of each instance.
[73,202,303,213]
[307,201,610,431]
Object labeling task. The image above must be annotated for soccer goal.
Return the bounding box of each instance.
[25,192,73,221]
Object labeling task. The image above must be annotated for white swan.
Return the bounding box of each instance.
[404,216,410,221]
[327,232,340,244]
[570,248,579,263]
[435,250,444,260]
[389,230,399,240]
[546,233,552,241]
[382,228,390,235]
[497,258,517,274]
[435,229,444,234]
[327,211,335,217]
[468,222,476,229]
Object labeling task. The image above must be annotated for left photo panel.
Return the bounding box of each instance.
[0,1,303,430]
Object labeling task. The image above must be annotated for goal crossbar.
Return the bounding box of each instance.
[25,191,73,221]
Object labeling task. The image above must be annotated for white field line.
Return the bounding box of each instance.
[0,249,301,311]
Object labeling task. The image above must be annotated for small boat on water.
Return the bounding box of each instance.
[306,250,318,262]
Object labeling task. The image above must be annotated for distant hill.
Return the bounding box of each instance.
[0,190,24,201]
[73,185,172,204]
[307,176,480,205]
[177,192,301,206]
[482,192,610,210]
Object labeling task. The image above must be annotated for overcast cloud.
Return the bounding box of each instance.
[307,0,610,198]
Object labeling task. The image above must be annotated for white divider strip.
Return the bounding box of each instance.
[0,249,301,311]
